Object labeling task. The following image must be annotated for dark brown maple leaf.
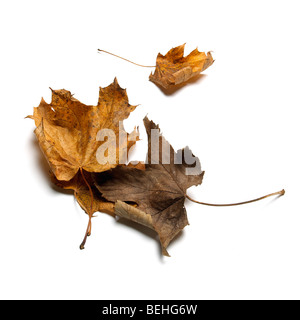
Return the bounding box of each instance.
[94,117,204,256]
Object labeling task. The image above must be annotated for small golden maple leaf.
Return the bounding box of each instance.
[149,44,214,89]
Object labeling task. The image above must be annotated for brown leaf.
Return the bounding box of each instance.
[50,170,115,217]
[149,44,214,89]
[49,161,146,217]
[95,117,204,256]
[125,161,146,170]
[27,78,138,181]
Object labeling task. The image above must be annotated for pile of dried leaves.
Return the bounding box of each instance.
[27,45,284,256]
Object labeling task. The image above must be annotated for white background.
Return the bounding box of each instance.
[0,0,299,300]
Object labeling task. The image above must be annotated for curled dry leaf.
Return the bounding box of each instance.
[149,44,214,89]
[94,117,204,256]
[49,160,146,218]
[50,170,115,217]
[27,77,138,181]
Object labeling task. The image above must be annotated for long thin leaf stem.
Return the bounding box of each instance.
[79,168,94,249]
[98,49,156,68]
[186,189,285,207]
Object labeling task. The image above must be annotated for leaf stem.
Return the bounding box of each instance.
[79,168,94,250]
[98,49,156,68]
[186,189,285,207]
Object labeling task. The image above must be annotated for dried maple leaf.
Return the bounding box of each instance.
[94,117,204,256]
[149,44,214,89]
[98,45,214,90]
[27,78,138,248]
[94,117,284,256]
[27,77,138,181]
